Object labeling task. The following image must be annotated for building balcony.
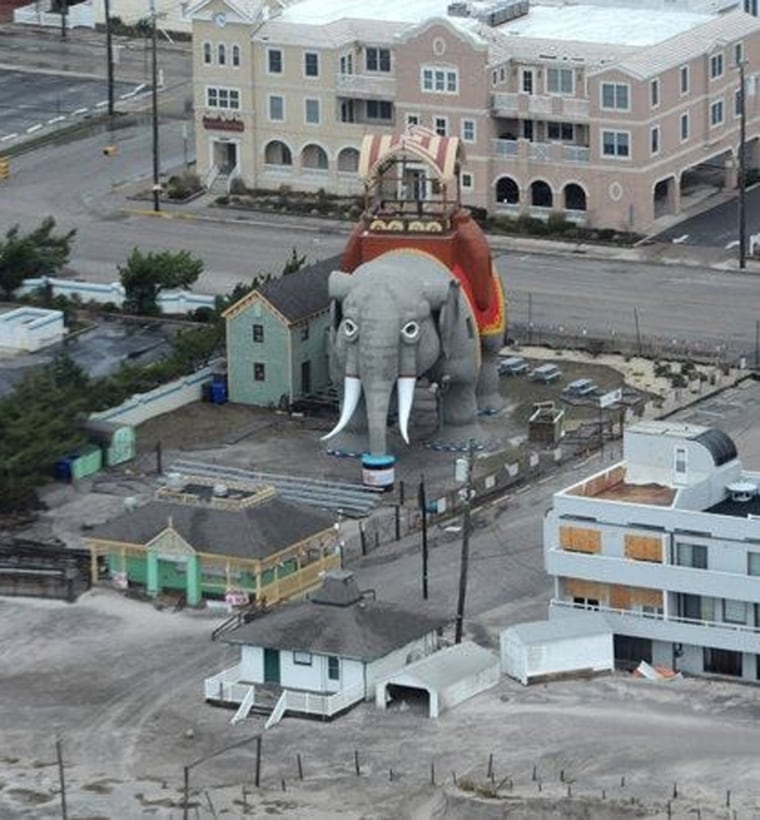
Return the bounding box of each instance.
[335,73,396,100]
[546,547,760,604]
[550,598,760,654]
[491,92,590,120]
[491,138,590,165]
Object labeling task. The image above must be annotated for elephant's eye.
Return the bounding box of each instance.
[401,321,420,342]
[343,319,359,339]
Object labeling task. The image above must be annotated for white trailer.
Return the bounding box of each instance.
[500,613,613,685]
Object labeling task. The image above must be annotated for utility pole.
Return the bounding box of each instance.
[104,0,115,116]
[737,59,747,270]
[454,440,475,644]
[419,476,429,600]
[60,0,67,39]
[150,0,161,212]
[56,738,67,820]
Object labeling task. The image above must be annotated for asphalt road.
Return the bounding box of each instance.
[654,182,760,248]
[0,68,142,141]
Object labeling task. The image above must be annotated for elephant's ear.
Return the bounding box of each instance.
[438,281,461,360]
[328,270,354,301]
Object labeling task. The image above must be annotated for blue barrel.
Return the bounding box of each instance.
[361,454,395,491]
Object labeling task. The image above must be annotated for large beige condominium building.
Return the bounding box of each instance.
[188,0,760,233]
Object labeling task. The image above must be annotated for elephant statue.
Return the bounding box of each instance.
[322,249,505,457]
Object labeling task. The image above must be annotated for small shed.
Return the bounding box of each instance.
[83,419,136,466]
[55,444,103,482]
[375,641,499,718]
[500,613,613,685]
[529,401,565,446]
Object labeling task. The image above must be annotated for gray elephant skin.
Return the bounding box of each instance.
[323,249,505,457]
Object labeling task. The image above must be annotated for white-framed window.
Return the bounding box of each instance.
[328,655,340,680]
[499,66,506,83]
[217,43,226,66]
[710,98,724,127]
[461,118,476,143]
[421,66,458,94]
[546,67,573,95]
[232,44,240,67]
[339,53,353,75]
[650,125,660,155]
[305,98,320,125]
[405,112,420,128]
[601,82,629,110]
[521,68,534,94]
[723,599,746,624]
[679,111,689,141]
[267,47,283,74]
[710,52,724,80]
[365,46,391,73]
[650,78,659,108]
[674,445,687,477]
[293,650,312,665]
[679,65,689,95]
[202,41,212,65]
[747,552,760,575]
[206,86,240,110]
[547,121,573,141]
[491,69,498,85]
[735,88,744,118]
[304,51,319,78]
[254,362,265,381]
[601,129,630,158]
[434,116,448,136]
[461,172,473,191]
[676,542,707,569]
[268,94,284,121]
[366,100,392,121]
[735,41,744,67]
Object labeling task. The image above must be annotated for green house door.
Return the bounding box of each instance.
[263,648,280,684]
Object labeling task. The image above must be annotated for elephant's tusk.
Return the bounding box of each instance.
[321,376,362,441]
[397,376,416,446]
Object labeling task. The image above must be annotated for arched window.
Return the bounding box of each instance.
[203,42,212,65]
[495,176,519,204]
[530,180,552,208]
[337,147,359,172]
[301,144,328,170]
[232,44,241,67]
[564,183,587,211]
[264,140,293,166]
[218,44,226,66]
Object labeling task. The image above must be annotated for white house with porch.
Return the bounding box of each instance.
[205,570,446,726]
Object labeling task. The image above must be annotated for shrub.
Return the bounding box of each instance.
[215,195,229,206]
[166,172,202,201]
[229,177,248,196]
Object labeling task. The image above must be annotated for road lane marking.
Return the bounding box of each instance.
[47,116,66,124]
[95,100,108,108]
[72,107,89,116]
[1,133,18,141]
[26,123,42,133]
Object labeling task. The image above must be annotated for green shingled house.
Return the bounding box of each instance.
[223,258,336,408]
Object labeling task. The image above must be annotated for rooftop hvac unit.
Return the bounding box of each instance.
[447,2,471,16]
[166,471,185,491]
[474,0,530,26]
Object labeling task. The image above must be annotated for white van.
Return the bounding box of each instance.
[531,363,562,383]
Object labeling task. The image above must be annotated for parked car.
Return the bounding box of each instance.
[530,363,563,383]
[498,356,529,376]
[562,378,598,397]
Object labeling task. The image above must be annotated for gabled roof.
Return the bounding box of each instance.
[224,580,447,661]
[610,10,760,80]
[85,496,334,559]
[222,256,338,323]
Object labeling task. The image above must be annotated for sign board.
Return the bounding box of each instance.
[225,590,250,607]
[599,387,623,409]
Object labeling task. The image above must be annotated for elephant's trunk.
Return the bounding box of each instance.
[364,380,395,456]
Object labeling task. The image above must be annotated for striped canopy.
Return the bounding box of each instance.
[358,126,465,185]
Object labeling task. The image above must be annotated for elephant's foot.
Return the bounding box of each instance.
[324,430,370,458]
[427,420,487,452]
[477,391,506,415]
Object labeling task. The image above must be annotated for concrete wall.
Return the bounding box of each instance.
[0,307,64,351]
[89,358,224,426]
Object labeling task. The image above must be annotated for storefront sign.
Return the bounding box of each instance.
[202,116,244,132]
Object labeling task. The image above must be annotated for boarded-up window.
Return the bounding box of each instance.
[564,578,607,602]
[609,585,661,611]
[624,534,662,563]
[560,526,602,553]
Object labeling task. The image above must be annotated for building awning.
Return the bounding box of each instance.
[358,127,464,185]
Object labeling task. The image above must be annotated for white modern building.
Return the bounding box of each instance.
[545,420,760,682]
[188,0,760,233]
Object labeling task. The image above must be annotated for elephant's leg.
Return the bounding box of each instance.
[476,338,506,413]
[324,394,371,455]
[436,381,485,446]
